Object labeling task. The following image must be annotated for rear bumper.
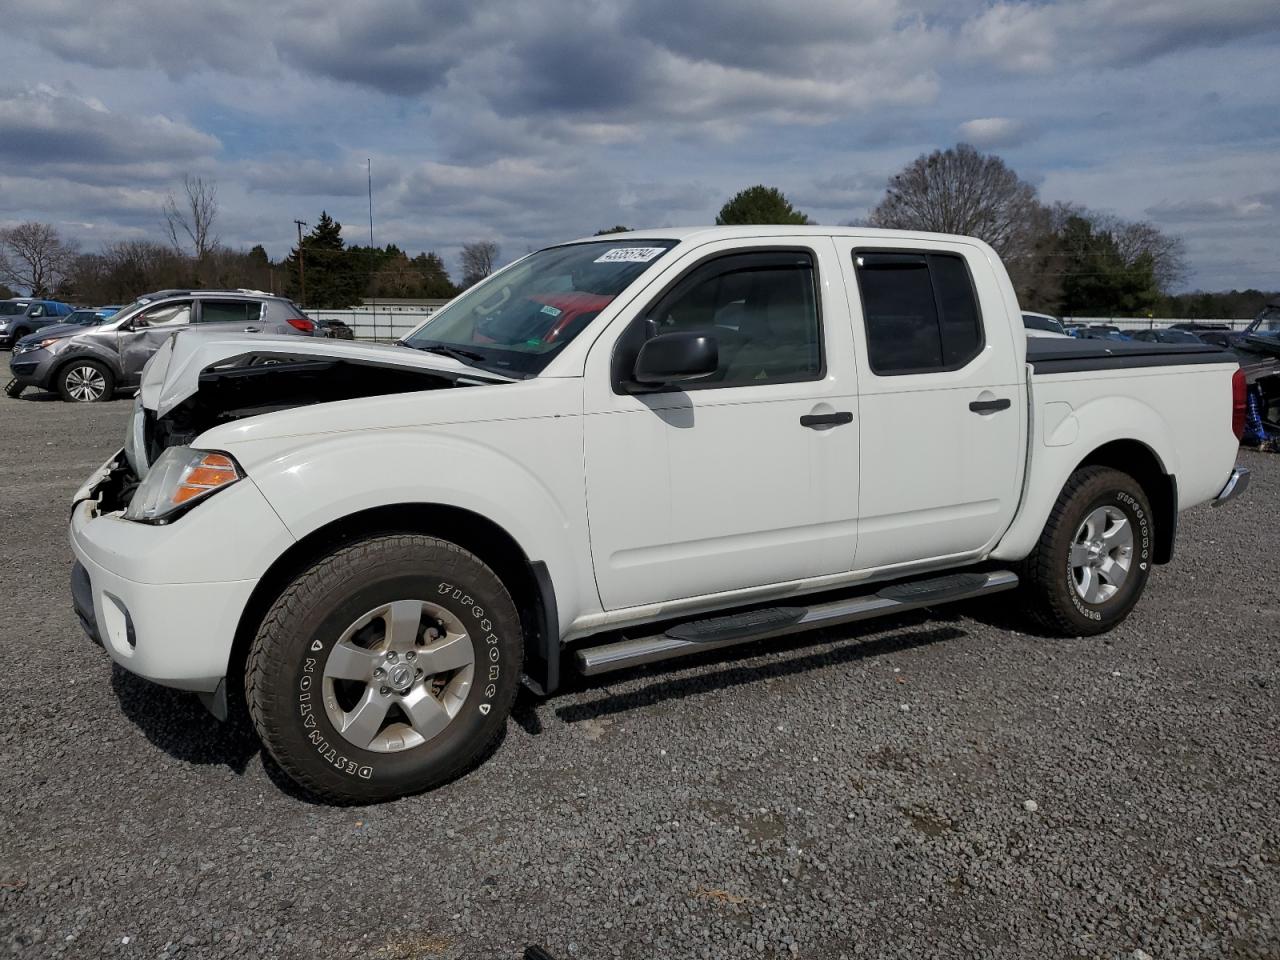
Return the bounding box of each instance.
[1212,466,1250,507]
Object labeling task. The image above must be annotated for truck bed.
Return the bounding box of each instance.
[1026,337,1234,374]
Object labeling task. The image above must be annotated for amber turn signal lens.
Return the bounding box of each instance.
[172,453,239,505]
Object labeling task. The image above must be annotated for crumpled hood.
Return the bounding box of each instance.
[140,329,514,417]
[14,322,82,344]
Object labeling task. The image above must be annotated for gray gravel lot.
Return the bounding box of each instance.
[1,393,1278,960]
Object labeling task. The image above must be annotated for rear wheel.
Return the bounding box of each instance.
[245,534,523,803]
[1018,466,1153,635]
[57,360,114,402]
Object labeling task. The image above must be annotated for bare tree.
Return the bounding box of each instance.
[459,240,499,288]
[0,221,79,296]
[163,174,220,271]
[867,144,1041,260]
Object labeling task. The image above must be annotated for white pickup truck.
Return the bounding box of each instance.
[69,227,1250,802]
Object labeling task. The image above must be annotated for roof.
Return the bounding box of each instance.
[562,225,993,247]
[139,288,288,301]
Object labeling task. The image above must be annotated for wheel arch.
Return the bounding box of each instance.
[50,350,122,389]
[1072,439,1177,564]
[227,502,562,711]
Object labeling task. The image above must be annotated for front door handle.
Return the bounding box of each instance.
[969,398,1011,414]
[243,326,261,333]
[800,411,854,428]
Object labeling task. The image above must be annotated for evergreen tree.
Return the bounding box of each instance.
[716,186,810,226]
[282,212,362,308]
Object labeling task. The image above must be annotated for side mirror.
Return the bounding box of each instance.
[632,331,718,386]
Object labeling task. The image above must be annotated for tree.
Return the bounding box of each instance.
[460,241,499,288]
[716,186,810,225]
[162,175,220,277]
[0,282,13,300]
[0,222,79,296]
[867,144,1039,260]
[594,225,632,235]
[1056,214,1160,316]
[281,212,362,308]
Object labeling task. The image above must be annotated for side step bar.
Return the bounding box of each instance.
[576,570,1018,677]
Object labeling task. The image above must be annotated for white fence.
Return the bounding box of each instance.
[309,309,441,342]
[1063,317,1254,331]
[310,308,1257,342]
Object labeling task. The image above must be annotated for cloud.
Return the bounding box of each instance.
[957,117,1035,149]
[960,0,1280,73]
[0,0,1277,291]
[1145,193,1278,223]
[0,84,219,175]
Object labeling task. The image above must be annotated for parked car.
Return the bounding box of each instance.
[7,289,315,402]
[1130,328,1205,345]
[317,317,356,340]
[1022,311,1068,336]
[1077,325,1131,341]
[0,298,74,348]
[68,226,1248,803]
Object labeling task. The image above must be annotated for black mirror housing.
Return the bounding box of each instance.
[632,331,718,386]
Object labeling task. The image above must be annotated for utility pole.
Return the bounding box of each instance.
[293,219,307,307]
[367,159,376,341]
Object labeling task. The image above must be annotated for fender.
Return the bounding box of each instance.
[223,426,594,636]
[991,394,1178,563]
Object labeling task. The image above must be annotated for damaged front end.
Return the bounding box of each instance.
[125,331,513,480]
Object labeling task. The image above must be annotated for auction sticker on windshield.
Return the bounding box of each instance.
[594,247,666,263]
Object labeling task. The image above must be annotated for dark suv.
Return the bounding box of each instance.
[7,289,315,402]
[0,299,74,348]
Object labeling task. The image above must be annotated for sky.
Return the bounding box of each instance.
[1,0,1278,291]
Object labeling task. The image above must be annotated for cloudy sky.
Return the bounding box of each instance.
[1,0,1278,290]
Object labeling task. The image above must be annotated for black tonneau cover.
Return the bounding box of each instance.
[1027,337,1235,375]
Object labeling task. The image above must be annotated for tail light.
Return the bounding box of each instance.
[287,315,316,334]
[1231,367,1246,441]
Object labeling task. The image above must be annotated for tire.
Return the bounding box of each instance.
[1017,466,1154,636]
[56,359,115,402]
[245,534,523,803]
[4,378,23,399]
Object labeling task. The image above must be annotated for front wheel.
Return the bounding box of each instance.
[57,360,115,402]
[245,534,523,803]
[1017,466,1153,635]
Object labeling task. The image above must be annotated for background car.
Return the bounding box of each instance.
[1022,311,1068,337]
[317,317,355,340]
[7,289,316,402]
[1131,328,1205,344]
[0,298,74,348]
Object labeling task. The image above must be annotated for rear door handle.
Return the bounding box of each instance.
[969,398,1011,414]
[800,411,854,428]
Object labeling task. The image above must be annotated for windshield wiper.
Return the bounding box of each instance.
[413,343,489,367]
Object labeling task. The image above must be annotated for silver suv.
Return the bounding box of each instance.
[7,290,316,402]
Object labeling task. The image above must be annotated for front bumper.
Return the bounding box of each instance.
[69,450,294,693]
[1212,466,1250,507]
[7,347,54,386]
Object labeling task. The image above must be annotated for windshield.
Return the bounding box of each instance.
[67,310,108,326]
[402,239,677,376]
[0,302,31,316]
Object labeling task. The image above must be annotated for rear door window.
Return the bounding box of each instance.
[198,300,262,324]
[854,252,984,375]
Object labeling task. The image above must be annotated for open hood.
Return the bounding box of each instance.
[141,330,514,418]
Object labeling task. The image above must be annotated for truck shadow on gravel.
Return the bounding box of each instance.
[551,613,966,726]
[111,665,261,773]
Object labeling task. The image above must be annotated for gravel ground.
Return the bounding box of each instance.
[1,393,1277,960]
